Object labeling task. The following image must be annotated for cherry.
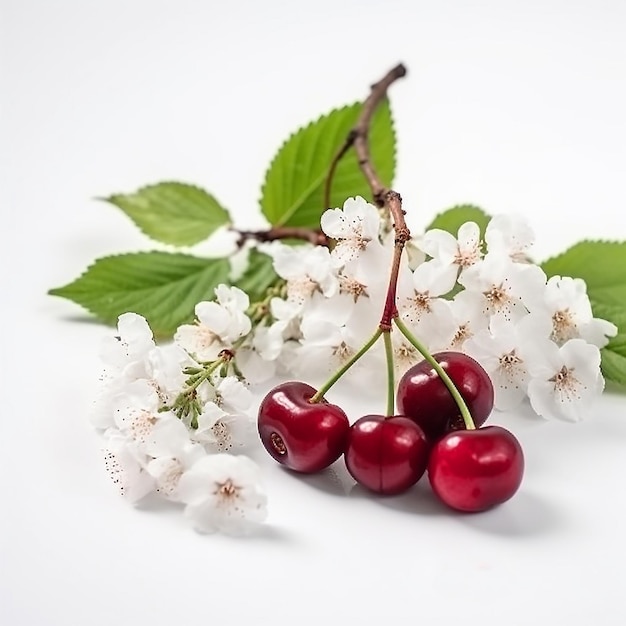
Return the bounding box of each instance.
[344,415,430,495]
[257,381,350,473]
[427,425,524,512]
[396,351,494,441]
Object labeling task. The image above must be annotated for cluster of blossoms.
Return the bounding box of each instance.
[93,303,267,535]
[93,195,616,533]
[237,196,616,422]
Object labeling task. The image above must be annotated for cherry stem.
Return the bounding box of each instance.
[309,329,382,403]
[393,317,476,430]
[382,330,395,416]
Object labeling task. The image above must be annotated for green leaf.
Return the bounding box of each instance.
[233,249,280,302]
[260,99,395,228]
[601,348,626,387]
[424,205,491,238]
[590,302,626,388]
[103,182,231,246]
[541,241,626,308]
[49,252,230,336]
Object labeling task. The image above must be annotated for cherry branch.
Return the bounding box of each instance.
[234,226,328,248]
[323,63,407,211]
[347,63,410,329]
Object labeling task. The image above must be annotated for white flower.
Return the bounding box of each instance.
[101,429,154,503]
[320,196,382,266]
[111,379,190,457]
[399,259,457,325]
[177,454,268,535]
[211,375,253,414]
[193,402,255,451]
[297,294,377,379]
[145,344,196,404]
[463,315,545,411]
[145,443,206,501]
[270,296,303,336]
[99,312,155,376]
[526,275,617,348]
[445,290,490,350]
[485,214,535,262]
[527,339,605,422]
[235,324,285,384]
[174,285,251,361]
[459,252,547,321]
[419,221,483,273]
[267,243,339,303]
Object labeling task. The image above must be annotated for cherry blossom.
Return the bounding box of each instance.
[266,242,338,303]
[320,196,383,266]
[174,286,251,361]
[458,252,547,321]
[101,429,154,503]
[177,454,268,535]
[464,315,546,411]
[418,221,483,274]
[525,275,617,348]
[145,443,206,501]
[485,214,535,262]
[527,338,605,422]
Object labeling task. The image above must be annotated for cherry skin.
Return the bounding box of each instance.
[427,425,524,512]
[344,415,430,495]
[396,351,494,441]
[257,381,350,473]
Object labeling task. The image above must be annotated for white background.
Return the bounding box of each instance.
[3,1,626,624]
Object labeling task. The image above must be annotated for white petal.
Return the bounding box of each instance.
[216,376,253,412]
[142,413,192,458]
[320,207,350,239]
[194,301,232,337]
[215,285,250,312]
[580,318,618,349]
[419,229,458,261]
[174,324,223,362]
[457,221,480,249]
[412,260,458,296]
[101,432,154,502]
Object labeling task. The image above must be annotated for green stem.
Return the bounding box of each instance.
[188,357,225,391]
[393,317,475,430]
[383,330,395,416]
[310,328,383,402]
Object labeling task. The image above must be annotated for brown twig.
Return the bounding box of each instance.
[347,63,410,328]
[352,63,407,207]
[235,226,329,248]
[323,63,407,211]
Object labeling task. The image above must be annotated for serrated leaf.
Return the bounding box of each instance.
[600,349,626,387]
[591,302,626,388]
[541,241,626,307]
[49,252,230,336]
[424,205,491,238]
[103,182,231,246]
[233,249,280,302]
[260,99,395,228]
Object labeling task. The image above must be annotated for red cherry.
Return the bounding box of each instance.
[344,415,430,495]
[257,381,350,473]
[396,351,494,441]
[427,425,524,512]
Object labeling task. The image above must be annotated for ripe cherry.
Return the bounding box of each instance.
[344,415,430,495]
[396,351,494,441]
[257,381,350,473]
[427,425,524,512]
